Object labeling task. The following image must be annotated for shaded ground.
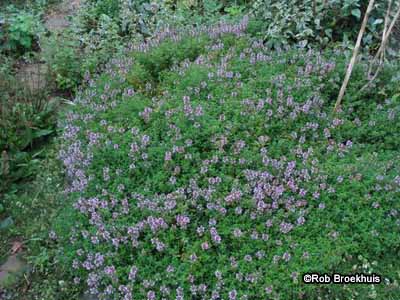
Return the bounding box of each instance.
[45,0,81,31]
[0,255,26,287]
[16,0,82,93]
[1,0,81,293]
[16,62,48,92]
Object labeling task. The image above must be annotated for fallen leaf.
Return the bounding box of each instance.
[11,241,23,254]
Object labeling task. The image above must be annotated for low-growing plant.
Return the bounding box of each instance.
[51,19,400,299]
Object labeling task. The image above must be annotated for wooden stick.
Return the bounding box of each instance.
[334,0,375,112]
[367,0,392,78]
[372,2,400,64]
[361,0,393,93]
[361,1,400,93]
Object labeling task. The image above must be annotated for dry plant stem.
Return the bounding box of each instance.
[360,51,383,94]
[361,1,391,93]
[368,2,400,70]
[367,0,392,78]
[312,0,317,18]
[334,0,375,112]
[361,1,400,93]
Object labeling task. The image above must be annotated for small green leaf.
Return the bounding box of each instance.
[372,19,383,26]
[351,9,361,19]
[325,28,333,38]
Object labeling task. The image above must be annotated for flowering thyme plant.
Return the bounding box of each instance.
[56,18,400,300]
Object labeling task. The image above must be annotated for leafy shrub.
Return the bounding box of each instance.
[0,0,61,9]
[161,0,251,27]
[42,0,162,92]
[0,81,58,192]
[0,140,77,299]
[41,13,123,91]
[41,0,252,92]
[54,19,400,299]
[79,0,249,36]
[0,7,44,56]
[77,0,170,37]
[86,0,121,20]
[43,33,82,91]
[250,0,399,51]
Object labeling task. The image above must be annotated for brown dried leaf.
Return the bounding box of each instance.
[11,241,23,254]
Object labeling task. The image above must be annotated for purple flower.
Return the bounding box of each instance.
[279,222,293,234]
[233,228,243,238]
[104,265,116,277]
[128,266,138,281]
[147,291,156,300]
[201,241,210,250]
[229,290,237,300]
[176,215,190,229]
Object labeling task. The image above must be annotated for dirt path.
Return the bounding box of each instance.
[45,0,81,31]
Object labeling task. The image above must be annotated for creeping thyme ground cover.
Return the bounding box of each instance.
[55,19,400,299]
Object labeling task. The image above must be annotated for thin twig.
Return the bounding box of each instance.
[334,0,375,112]
[367,0,392,78]
[369,2,400,66]
[361,0,392,93]
[360,0,400,93]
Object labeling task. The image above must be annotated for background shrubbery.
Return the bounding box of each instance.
[0,8,43,56]
[0,76,58,193]
[0,0,60,56]
[0,0,64,194]
[40,0,250,91]
[250,0,397,49]
[39,0,400,92]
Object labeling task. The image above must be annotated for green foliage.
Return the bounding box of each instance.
[54,0,173,90]
[0,1,62,194]
[0,0,61,10]
[0,143,79,299]
[78,0,169,36]
[0,101,56,151]
[250,0,397,51]
[129,36,210,86]
[164,0,251,26]
[0,7,44,56]
[1,1,400,298]
[86,0,121,20]
[52,28,400,299]
[41,8,124,91]
[41,0,250,91]
[41,33,82,91]
[0,85,58,192]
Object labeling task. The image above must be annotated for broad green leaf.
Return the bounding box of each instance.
[32,129,53,139]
